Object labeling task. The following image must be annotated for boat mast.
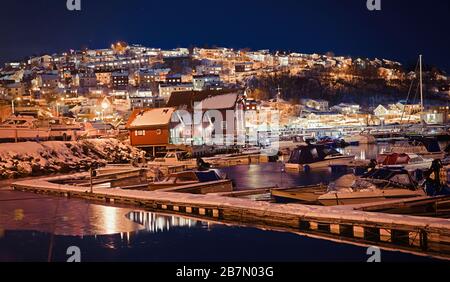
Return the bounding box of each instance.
[419,54,424,112]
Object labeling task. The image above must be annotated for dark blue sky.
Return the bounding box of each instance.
[1,0,449,71]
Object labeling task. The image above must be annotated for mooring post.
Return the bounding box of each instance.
[89,168,93,194]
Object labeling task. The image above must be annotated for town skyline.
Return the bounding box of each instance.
[1,0,449,71]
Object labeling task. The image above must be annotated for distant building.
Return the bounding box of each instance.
[165,74,183,84]
[129,90,165,109]
[158,83,193,101]
[5,83,26,98]
[235,62,253,73]
[77,72,97,88]
[111,71,129,89]
[36,73,59,89]
[192,74,221,91]
[301,99,329,112]
[330,103,360,114]
[95,71,112,86]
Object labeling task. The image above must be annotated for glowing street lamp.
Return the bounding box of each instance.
[11,97,21,115]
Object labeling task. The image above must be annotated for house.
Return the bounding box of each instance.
[129,90,165,109]
[158,83,193,101]
[331,103,360,114]
[135,68,170,88]
[111,71,129,89]
[36,73,59,89]
[5,83,26,98]
[126,107,176,155]
[95,71,112,86]
[167,90,245,146]
[76,72,97,88]
[192,74,221,91]
[235,62,253,73]
[300,99,329,112]
[165,74,183,84]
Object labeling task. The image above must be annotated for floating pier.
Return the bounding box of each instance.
[11,173,450,260]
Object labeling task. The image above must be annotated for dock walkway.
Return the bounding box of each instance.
[11,174,450,260]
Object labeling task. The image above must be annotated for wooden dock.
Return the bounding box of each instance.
[10,173,450,260]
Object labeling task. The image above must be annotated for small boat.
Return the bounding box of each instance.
[147,151,197,169]
[318,168,425,206]
[344,133,376,145]
[0,115,51,142]
[376,152,433,171]
[284,144,355,171]
[315,136,349,148]
[149,170,223,190]
[384,137,444,159]
[271,184,328,204]
[272,168,426,206]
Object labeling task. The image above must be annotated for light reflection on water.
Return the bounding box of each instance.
[126,211,207,233]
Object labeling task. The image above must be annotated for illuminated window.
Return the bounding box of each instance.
[135,130,145,136]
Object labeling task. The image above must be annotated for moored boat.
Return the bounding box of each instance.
[149,170,224,190]
[284,144,355,171]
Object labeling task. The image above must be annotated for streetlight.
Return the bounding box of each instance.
[11,97,21,115]
[56,102,60,117]
[101,101,109,121]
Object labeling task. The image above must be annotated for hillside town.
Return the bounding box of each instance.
[1,42,449,155]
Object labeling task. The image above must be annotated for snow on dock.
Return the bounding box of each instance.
[11,173,450,260]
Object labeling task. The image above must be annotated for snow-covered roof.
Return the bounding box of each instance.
[194,93,238,110]
[128,107,175,129]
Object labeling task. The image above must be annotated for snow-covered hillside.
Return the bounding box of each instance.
[0,139,143,179]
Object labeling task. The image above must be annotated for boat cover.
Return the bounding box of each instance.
[288,145,340,164]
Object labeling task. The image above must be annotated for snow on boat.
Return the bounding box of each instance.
[0,116,50,142]
[272,168,425,206]
[384,138,444,159]
[344,133,376,145]
[147,151,197,169]
[376,152,433,171]
[318,168,425,206]
[149,170,224,190]
[271,184,328,204]
[284,144,355,171]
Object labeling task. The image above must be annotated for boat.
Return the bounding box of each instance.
[376,152,433,171]
[284,144,355,171]
[0,115,51,142]
[149,170,224,190]
[344,133,376,145]
[271,168,426,205]
[317,168,426,206]
[384,137,445,159]
[147,150,198,169]
[271,184,328,204]
[0,115,83,142]
[315,136,349,148]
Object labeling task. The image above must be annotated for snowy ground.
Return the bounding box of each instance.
[0,139,143,179]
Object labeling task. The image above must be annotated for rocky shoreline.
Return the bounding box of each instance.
[0,139,143,179]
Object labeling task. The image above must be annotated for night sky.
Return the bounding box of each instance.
[1,0,449,71]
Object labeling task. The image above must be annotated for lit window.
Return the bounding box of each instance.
[135,130,145,136]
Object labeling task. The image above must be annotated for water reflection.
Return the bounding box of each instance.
[0,190,141,236]
[219,162,348,189]
[126,211,207,233]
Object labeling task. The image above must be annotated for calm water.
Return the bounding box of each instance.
[0,144,444,262]
[0,190,437,262]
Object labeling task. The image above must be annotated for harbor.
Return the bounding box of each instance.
[3,139,450,261]
[1,1,450,266]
